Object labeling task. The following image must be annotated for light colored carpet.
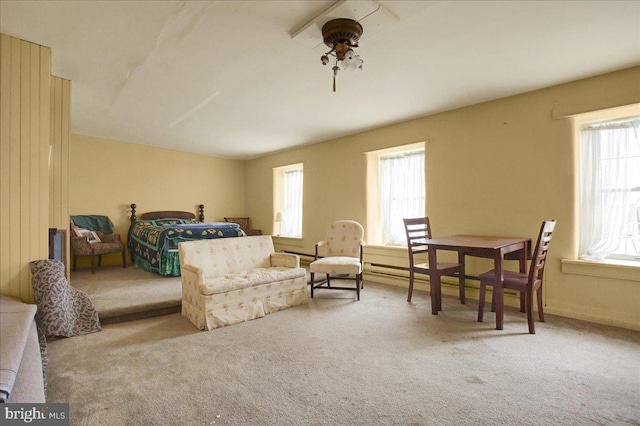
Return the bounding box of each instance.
[71,266,182,321]
[47,280,639,426]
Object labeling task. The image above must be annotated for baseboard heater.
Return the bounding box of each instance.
[283,250,316,264]
[365,262,480,281]
[365,262,524,299]
[283,256,481,283]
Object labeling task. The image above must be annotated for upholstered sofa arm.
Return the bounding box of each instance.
[70,235,92,254]
[270,252,300,269]
[181,263,202,274]
[181,263,207,294]
[314,240,328,259]
[181,263,204,279]
[97,232,122,244]
[0,296,42,403]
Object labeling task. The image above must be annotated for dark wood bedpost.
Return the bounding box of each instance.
[198,204,205,222]
[130,204,137,223]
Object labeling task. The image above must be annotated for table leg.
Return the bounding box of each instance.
[428,246,440,315]
[493,252,504,330]
[457,250,466,304]
[518,244,527,272]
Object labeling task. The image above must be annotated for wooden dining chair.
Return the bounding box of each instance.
[403,217,465,304]
[477,220,556,334]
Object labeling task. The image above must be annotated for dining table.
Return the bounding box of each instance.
[422,235,531,330]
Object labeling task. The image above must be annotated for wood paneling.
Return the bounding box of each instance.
[0,34,51,302]
[50,75,71,276]
[0,35,11,299]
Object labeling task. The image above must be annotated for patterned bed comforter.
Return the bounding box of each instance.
[128,218,244,276]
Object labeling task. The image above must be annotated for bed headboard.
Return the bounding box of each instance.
[130,204,205,223]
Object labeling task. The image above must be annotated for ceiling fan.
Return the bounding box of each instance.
[319,18,364,92]
[290,0,393,92]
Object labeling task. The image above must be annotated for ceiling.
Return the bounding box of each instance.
[1,1,639,160]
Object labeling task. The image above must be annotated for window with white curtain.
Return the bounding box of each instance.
[579,116,640,262]
[273,164,303,238]
[378,148,425,246]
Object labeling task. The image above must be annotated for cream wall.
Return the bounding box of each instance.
[70,134,247,267]
[246,67,640,331]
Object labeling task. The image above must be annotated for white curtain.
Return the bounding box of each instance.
[579,118,640,261]
[379,149,425,245]
[281,168,303,237]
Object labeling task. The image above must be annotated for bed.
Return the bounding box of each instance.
[127,204,244,276]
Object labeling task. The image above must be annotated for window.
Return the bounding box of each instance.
[273,164,303,238]
[366,143,425,246]
[579,116,640,262]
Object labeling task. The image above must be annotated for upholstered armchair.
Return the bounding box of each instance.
[224,217,262,236]
[309,220,365,300]
[70,216,126,274]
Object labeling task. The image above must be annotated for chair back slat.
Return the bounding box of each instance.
[403,217,433,265]
[528,220,556,284]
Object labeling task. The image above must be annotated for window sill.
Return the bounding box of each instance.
[272,235,304,245]
[364,244,406,251]
[561,259,640,282]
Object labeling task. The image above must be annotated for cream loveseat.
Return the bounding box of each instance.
[179,235,308,330]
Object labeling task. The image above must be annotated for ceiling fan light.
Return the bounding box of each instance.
[344,48,355,60]
[341,52,363,71]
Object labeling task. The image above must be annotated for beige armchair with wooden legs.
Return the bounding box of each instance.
[309,220,365,300]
